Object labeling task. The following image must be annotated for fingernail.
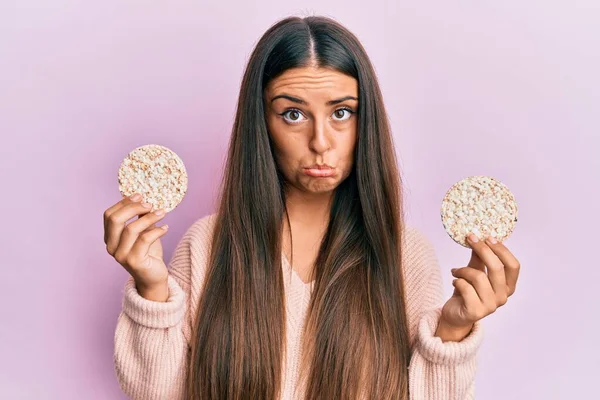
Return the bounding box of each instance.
[161,224,169,230]
[154,209,165,216]
[130,193,142,201]
[486,236,498,244]
[468,233,479,243]
[451,268,457,273]
[142,202,152,208]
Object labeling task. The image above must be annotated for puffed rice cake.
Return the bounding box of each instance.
[441,176,518,248]
[118,144,188,213]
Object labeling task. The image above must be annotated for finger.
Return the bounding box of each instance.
[452,278,483,320]
[114,209,167,265]
[466,250,486,273]
[142,222,157,232]
[452,266,497,312]
[466,233,507,302]
[105,193,144,222]
[484,237,521,297]
[104,193,144,243]
[105,201,154,254]
[128,225,170,270]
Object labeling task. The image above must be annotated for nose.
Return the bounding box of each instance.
[309,118,331,154]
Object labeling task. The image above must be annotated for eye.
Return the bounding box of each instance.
[279,109,307,124]
[332,107,355,121]
[278,107,356,125]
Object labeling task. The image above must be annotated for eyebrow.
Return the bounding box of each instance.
[270,94,358,106]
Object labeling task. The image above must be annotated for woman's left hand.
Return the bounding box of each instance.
[440,232,521,331]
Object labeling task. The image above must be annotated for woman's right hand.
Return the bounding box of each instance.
[104,193,170,301]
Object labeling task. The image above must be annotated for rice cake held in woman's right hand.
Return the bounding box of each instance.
[118,144,188,213]
[441,176,518,248]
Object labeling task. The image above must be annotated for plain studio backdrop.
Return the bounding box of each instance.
[1,1,598,398]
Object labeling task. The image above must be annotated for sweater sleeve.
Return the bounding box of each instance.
[407,230,485,400]
[113,216,210,400]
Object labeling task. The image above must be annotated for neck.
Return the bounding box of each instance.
[283,186,333,229]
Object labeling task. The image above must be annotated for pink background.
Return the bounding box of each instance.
[2,1,598,398]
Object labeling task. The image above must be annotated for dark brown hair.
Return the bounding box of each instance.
[186,15,410,399]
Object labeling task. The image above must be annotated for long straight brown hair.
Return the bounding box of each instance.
[186,15,411,399]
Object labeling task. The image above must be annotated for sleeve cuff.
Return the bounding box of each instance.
[416,307,484,366]
[122,274,186,329]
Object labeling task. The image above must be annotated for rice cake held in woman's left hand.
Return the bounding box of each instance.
[441,175,518,248]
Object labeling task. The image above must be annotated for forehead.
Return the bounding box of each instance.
[266,67,358,97]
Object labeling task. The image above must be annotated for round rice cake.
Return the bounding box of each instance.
[440,176,518,248]
[118,144,188,213]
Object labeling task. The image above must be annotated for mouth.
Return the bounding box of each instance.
[303,165,335,177]
[305,164,334,169]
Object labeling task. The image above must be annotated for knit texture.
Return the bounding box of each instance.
[114,213,484,399]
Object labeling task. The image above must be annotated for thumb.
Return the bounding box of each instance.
[466,249,486,272]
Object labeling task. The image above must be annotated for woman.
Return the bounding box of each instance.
[105,15,520,400]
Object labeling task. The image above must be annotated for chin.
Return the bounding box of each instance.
[304,178,340,194]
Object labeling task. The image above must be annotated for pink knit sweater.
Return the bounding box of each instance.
[114,213,484,399]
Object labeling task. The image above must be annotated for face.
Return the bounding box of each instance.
[264,66,359,195]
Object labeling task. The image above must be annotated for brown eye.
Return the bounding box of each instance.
[332,107,354,121]
[279,109,306,124]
